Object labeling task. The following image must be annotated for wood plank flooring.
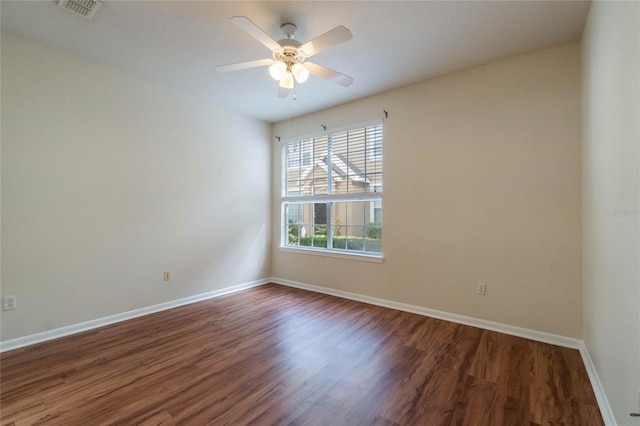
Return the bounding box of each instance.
[1,284,603,425]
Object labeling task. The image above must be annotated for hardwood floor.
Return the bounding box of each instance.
[1,284,603,425]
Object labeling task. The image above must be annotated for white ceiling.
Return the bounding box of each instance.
[1,1,590,123]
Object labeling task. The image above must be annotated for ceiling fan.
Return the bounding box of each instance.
[215,16,354,98]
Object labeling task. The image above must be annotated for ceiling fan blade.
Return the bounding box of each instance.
[304,62,354,87]
[231,16,282,52]
[215,58,273,72]
[278,86,292,98]
[299,26,353,57]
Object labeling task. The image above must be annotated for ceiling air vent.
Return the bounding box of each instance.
[57,0,102,20]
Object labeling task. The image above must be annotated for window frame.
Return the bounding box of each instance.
[280,119,383,261]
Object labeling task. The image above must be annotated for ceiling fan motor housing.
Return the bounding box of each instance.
[273,41,305,67]
[273,23,306,68]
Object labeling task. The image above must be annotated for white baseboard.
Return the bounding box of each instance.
[271,277,581,349]
[271,277,615,425]
[0,278,270,353]
[578,341,617,426]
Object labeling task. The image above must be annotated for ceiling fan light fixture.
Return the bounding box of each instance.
[279,72,294,89]
[292,63,309,83]
[269,62,287,80]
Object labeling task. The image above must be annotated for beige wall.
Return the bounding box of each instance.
[1,33,272,341]
[273,43,583,337]
[582,1,640,422]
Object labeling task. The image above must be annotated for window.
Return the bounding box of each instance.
[282,121,383,257]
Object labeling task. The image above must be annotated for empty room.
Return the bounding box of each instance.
[1,1,638,425]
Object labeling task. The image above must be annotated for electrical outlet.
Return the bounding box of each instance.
[3,296,17,310]
[476,283,486,295]
[163,272,171,282]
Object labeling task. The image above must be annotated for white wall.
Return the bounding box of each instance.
[582,1,640,422]
[272,43,583,338]
[1,33,271,341]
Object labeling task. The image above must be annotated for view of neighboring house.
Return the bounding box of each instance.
[283,124,383,253]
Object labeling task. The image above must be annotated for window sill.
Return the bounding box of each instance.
[279,246,384,263]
